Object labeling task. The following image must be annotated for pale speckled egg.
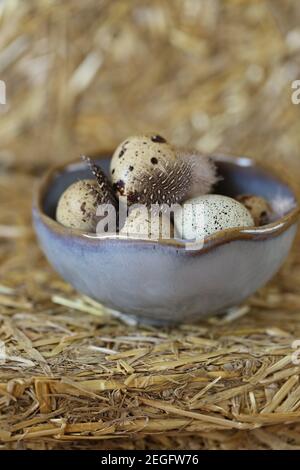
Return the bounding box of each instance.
[110,134,177,199]
[174,194,254,240]
[119,206,175,240]
[237,194,272,226]
[56,179,101,232]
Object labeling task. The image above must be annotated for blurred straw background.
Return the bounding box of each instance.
[1,0,300,450]
[1,0,300,179]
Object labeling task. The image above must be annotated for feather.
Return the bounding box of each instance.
[176,148,219,199]
[126,149,219,208]
[269,192,296,220]
[82,155,117,206]
[127,158,193,208]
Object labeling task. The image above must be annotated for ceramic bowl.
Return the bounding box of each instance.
[32,154,299,325]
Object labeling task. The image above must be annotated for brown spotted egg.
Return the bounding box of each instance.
[237,194,272,226]
[175,194,254,240]
[110,134,177,201]
[120,206,175,240]
[56,179,101,232]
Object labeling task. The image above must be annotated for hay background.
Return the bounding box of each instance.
[1,0,300,450]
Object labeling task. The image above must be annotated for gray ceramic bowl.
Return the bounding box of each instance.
[33,154,299,325]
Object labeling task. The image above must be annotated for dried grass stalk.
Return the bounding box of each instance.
[1,0,300,451]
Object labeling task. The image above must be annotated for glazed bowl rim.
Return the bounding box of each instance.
[33,152,300,253]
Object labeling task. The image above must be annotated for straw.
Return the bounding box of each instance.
[1,0,300,450]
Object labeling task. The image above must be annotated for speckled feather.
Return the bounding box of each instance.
[176,149,219,199]
[82,156,117,206]
[127,159,193,208]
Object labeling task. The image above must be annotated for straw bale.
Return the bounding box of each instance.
[1,0,300,450]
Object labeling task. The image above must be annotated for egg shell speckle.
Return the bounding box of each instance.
[110,135,177,198]
[175,194,254,240]
[120,206,174,240]
[56,179,101,232]
[237,194,272,226]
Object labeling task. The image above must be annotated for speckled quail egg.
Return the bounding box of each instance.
[237,194,272,226]
[56,179,102,231]
[119,206,175,240]
[110,134,177,200]
[174,194,254,241]
[110,135,218,208]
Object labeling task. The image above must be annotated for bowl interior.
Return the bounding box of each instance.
[42,155,297,223]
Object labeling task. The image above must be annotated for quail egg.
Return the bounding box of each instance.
[120,206,175,240]
[56,179,102,231]
[175,194,254,240]
[110,134,177,200]
[110,135,218,208]
[237,194,272,226]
